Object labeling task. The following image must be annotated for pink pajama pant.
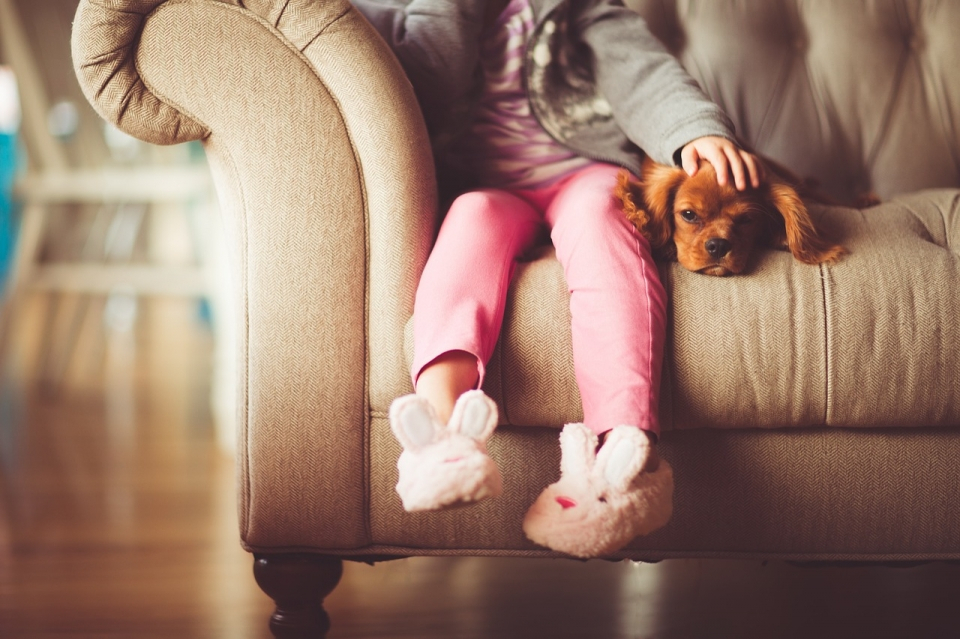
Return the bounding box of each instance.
[412,164,666,437]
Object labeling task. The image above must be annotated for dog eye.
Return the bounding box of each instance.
[734,217,754,226]
[679,210,698,223]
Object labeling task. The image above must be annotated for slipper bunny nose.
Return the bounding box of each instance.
[556,496,577,509]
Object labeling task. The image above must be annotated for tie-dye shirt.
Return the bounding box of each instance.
[448,0,594,190]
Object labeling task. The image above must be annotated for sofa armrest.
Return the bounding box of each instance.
[72,0,437,551]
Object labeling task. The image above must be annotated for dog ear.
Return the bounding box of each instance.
[765,181,848,265]
[615,170,668,254]
[615,170,650,237]
[640,162,687,255]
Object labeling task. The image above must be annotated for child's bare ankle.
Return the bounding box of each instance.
[645,443,660,472]
[415,351,480,424]
[416,391,454,425]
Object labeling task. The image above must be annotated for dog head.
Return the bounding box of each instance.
[617,160,847,276]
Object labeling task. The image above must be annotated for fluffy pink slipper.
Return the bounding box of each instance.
[522,423,673,558]
[389,390,502,512]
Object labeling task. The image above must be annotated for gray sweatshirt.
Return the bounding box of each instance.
[352,0,736,188]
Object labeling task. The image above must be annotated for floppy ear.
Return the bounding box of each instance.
[615,170,651,238]
[447,390,497,443]
[558,423,597,478]
[765,181,848,265]
[640,162,687,256]
[594,426,651,493]
[616,170,672,254]
[389,396,442,452]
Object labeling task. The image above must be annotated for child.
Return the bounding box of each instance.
[353,0,762,557]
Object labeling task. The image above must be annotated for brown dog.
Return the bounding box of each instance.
[617,156,849,276]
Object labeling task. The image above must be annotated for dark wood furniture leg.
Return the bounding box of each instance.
[253,554,344,638]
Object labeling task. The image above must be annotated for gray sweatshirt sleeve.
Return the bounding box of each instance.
[578,1,737,165]
[350,0,487,129]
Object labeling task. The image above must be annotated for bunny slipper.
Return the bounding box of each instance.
[389,390,503,512]
[522,423,673,558]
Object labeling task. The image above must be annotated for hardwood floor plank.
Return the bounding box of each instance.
[0,297,273,639]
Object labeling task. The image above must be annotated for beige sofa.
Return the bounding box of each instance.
[71,0,960,636]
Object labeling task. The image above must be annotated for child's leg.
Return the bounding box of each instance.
[412,189,543,421]
[523,165,672,556]
[543,164,667,443]
[390,189,542,512]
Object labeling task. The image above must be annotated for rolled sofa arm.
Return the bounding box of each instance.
[72,0,437,551]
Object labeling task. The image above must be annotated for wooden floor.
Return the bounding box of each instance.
[3,295,960,638]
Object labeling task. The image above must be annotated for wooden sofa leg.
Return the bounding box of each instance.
[253,554,344,638]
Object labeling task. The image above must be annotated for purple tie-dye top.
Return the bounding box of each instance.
[447,0,593,190]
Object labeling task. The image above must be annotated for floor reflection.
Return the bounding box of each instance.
[0,295,272,638]
[324,555,960,638]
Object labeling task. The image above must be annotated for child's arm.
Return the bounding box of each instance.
[579,3,759,187]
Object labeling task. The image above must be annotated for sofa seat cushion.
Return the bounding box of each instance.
[404,191,960,430]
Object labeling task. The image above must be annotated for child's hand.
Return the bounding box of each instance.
[680,136,763,191]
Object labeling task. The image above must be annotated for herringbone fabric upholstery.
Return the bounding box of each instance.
[72,0,960,559]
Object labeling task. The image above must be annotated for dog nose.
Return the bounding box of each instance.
[705,237,732,258]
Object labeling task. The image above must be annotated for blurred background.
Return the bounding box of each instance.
[5,2,960,638]
[0,0,272,636]
[0,0,236,443]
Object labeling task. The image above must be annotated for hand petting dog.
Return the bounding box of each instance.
[680,136,764,192]
[618,140,849,276]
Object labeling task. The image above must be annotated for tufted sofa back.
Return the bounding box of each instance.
[627,0,960,201]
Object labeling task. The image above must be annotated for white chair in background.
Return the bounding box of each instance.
[0,0,236,451]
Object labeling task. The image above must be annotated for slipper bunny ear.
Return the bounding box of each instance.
[594,426,651,493]
[559,423,598,478]
[447,390,498,443]
[389,395,443,452]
